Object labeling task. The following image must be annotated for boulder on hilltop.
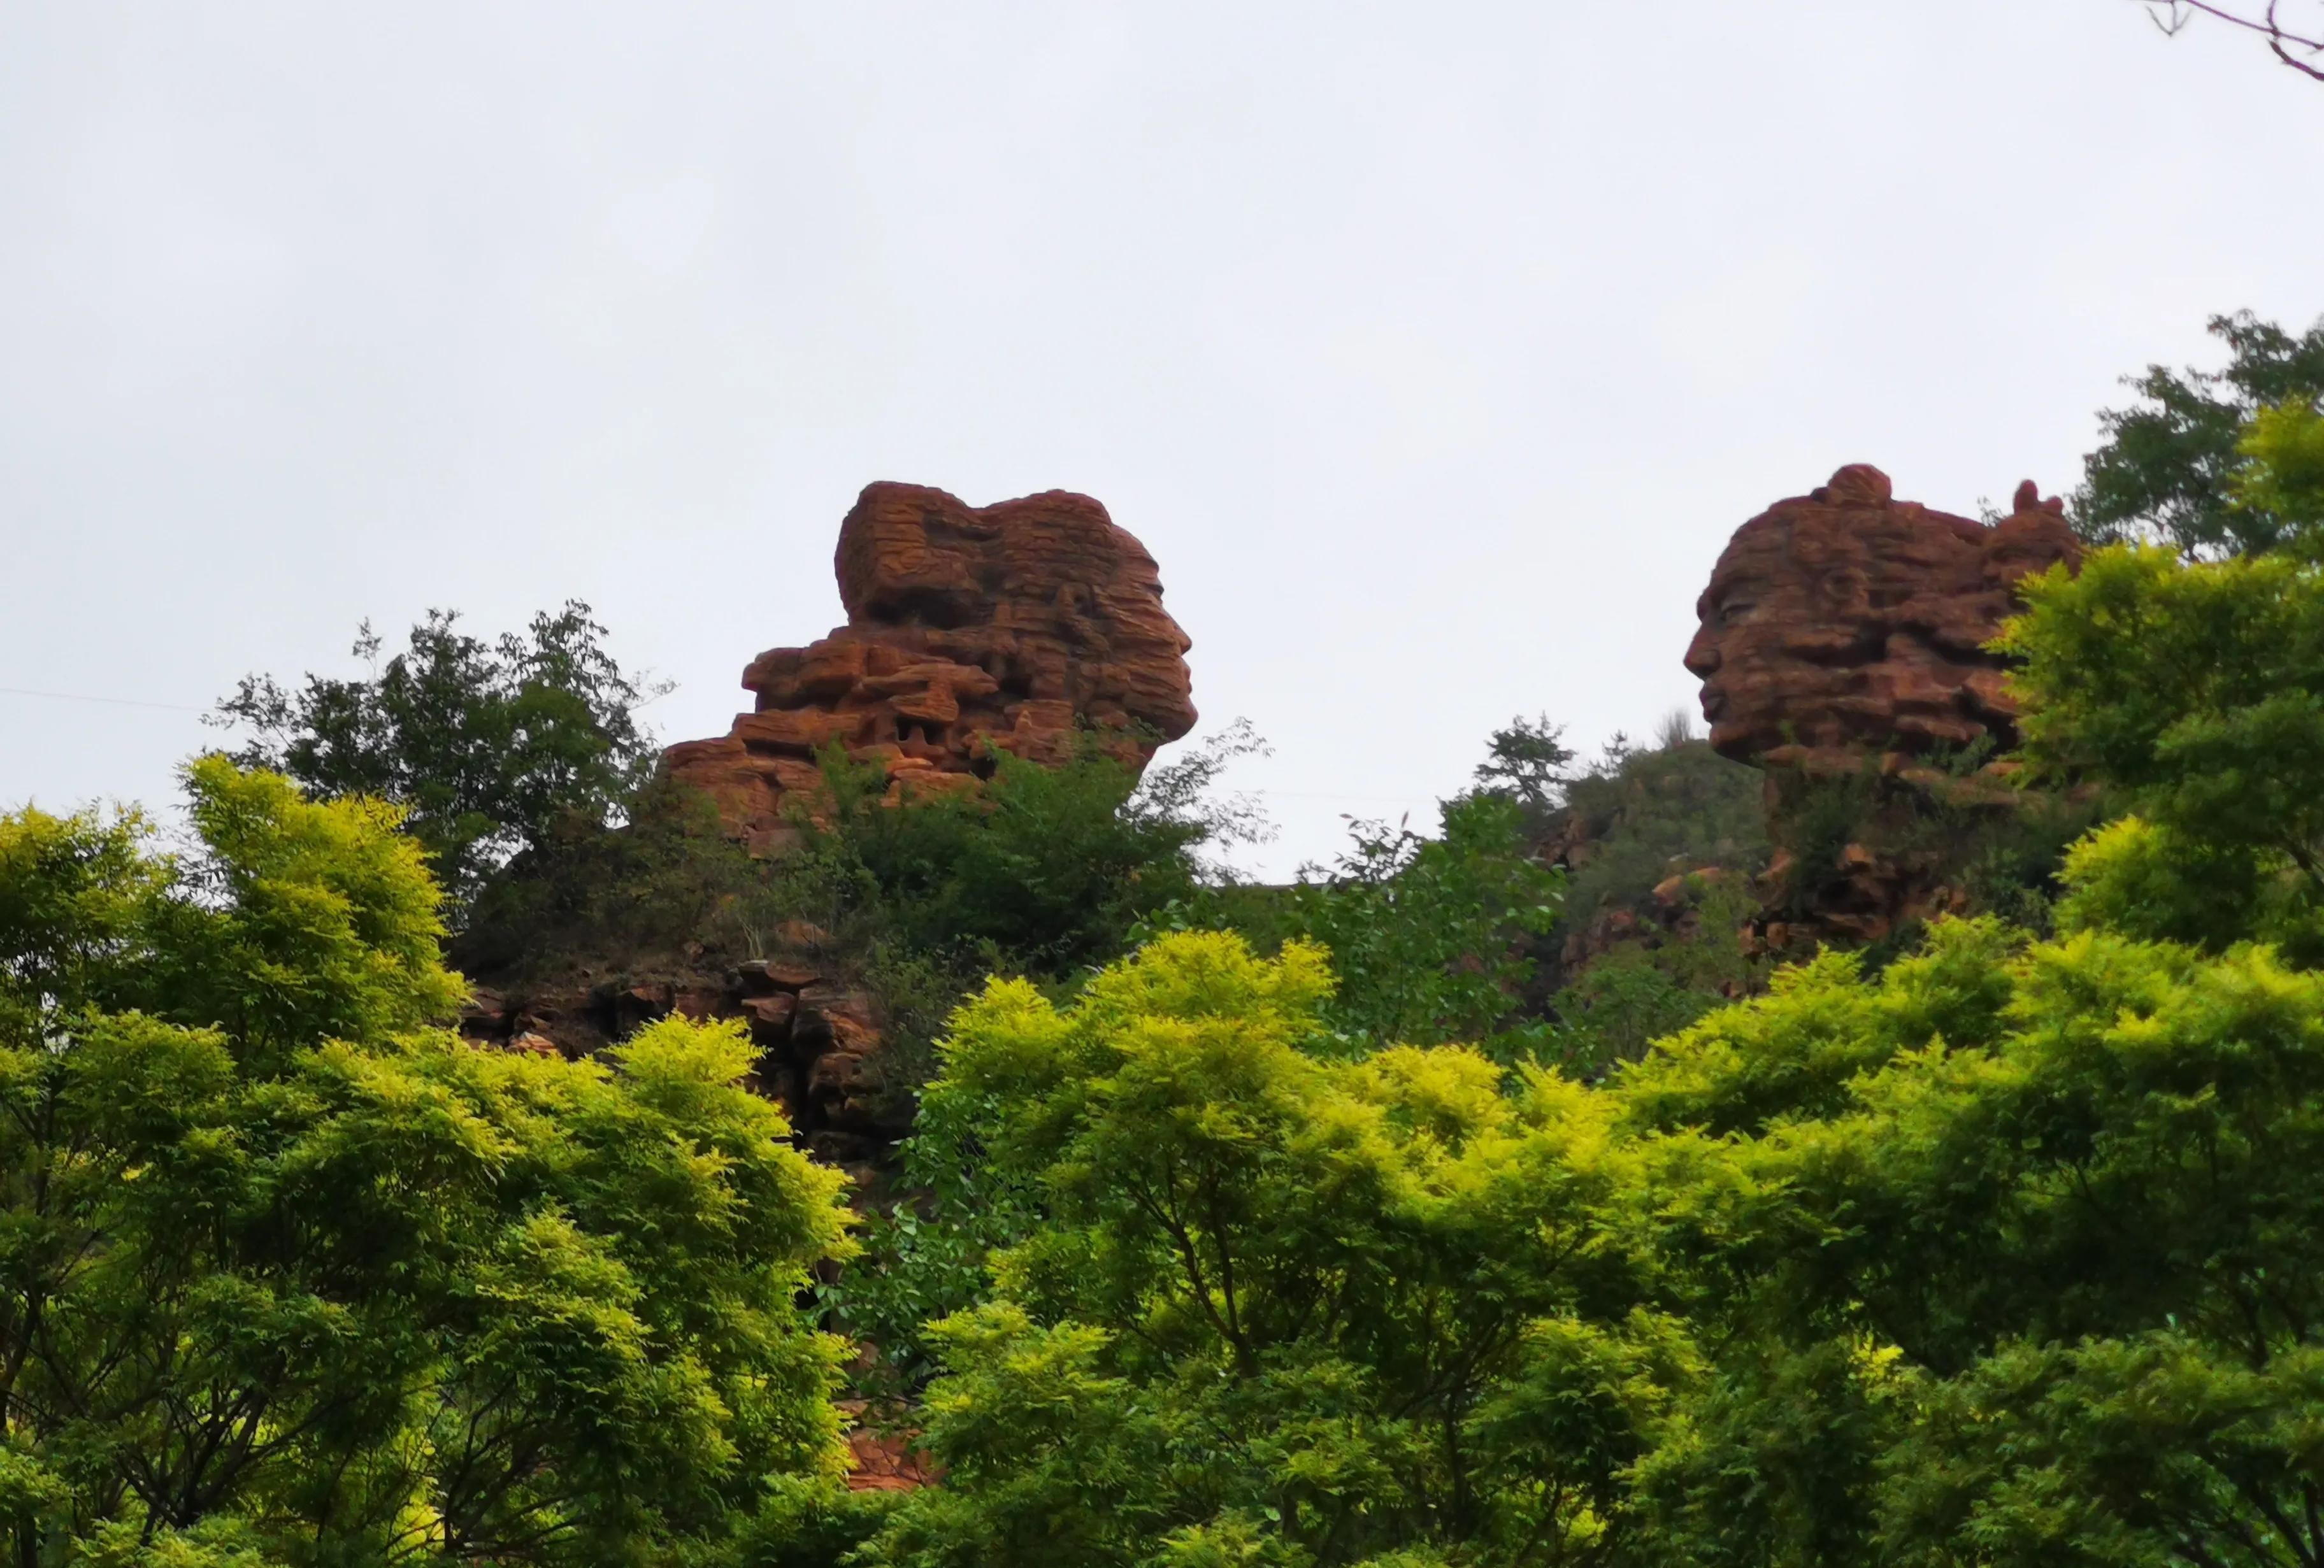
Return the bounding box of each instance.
[665,481,1198,848]
[1684,465,2090,953]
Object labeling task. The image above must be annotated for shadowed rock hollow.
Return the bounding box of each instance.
[665,481,1198,845]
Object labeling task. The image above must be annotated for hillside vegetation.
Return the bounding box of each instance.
[8,315,2324,1565]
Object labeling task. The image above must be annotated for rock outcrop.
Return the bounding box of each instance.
[1685,465,2084,951]
[461,942,905,1183]
[1686,466,2079,778]
[665,482,1197,846]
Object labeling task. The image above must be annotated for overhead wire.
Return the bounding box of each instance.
[0,686,207,713]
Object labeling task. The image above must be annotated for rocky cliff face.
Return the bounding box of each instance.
[1686,464,2084,950]
[664,481,1198,848]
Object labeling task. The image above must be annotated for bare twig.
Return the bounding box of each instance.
[2141,0,2324,79]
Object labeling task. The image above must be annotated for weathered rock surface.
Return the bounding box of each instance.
[1686,466,2080,778]
[665,481,1197,844]
[1685,466,2083,952]
[838,1402,938,1492]
[457,951,907,1187]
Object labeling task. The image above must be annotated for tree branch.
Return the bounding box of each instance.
[2143,0,2324,79]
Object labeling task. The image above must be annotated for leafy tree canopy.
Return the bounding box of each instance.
[860,908,2324,1568]
[1468,713,1578,822]
[1612,914,2324,1568]
[213,603,668,920]
[1267,793,1563,1057]
[0,760,852,1565]
[2074,311,2324,559]
[865,931,1675,1568]
[2004,411,2324,959]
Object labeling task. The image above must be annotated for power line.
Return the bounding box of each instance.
[0,686,207,714]
[1249,788,1438,804]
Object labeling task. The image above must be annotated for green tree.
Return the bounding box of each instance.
[214,603,668,918]
[854,881,2324,1567]
[2000,433,2324,960]
[2074,311,2324,559]
[1272,793,1563,1057]
[0,760,852,1565]
[463,722,1270,990]
[2231,396,2324,532]
[866,931,1684,1568]
[1469,714,1577,825]
[826,725,1267,983]
[1607,915,2324,1568]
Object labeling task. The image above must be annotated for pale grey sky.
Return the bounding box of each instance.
[3,2,2319,876]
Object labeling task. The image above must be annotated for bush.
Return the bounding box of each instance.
[456,773,812,975]
[1550,733,1769,959]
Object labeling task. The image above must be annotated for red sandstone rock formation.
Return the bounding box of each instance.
[665,482,1197,845]
[1685,466,2080,778]
[1684,466,2083,951]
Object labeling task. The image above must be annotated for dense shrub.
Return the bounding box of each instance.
[821,727,1265,981]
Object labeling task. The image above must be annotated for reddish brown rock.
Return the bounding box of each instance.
[739,992,797,1036]
[665,482,1197,838]
[838,1401,938,1492]
[1685,466,2080,776]
[1686,466,2085,954]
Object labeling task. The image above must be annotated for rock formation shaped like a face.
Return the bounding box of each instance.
[1684,464,2081,775]
[664,482,1196,843]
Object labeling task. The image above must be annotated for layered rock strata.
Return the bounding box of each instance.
[1685,465,2083,950]
[665,481,1197,846]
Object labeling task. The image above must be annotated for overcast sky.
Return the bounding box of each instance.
[4,2,2319,878]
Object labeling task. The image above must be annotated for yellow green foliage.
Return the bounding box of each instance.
[2233,397,2324,534]
[861,916,2324,1568]
[2000,538,2324,962]
[0,764,854,1566]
